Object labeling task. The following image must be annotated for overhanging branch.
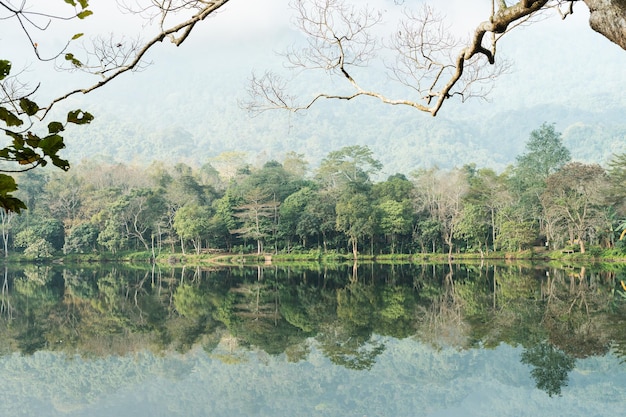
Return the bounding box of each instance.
[40,0,231,119]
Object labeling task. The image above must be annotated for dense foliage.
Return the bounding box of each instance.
[3,123,626,259]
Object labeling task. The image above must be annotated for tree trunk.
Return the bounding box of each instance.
[584,0,626,50]
[351,237,358,260]
[579,238,586,254]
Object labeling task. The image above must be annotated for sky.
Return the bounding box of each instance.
[5,0,621,102]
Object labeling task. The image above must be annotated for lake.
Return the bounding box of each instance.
[0,262,625,416]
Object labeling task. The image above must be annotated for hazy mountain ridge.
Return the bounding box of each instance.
[63,93,626,176]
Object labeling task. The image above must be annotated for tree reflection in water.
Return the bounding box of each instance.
[0,261,624,397]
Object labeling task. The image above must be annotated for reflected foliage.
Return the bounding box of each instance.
[0,262,625,396]
[521,342,576,397]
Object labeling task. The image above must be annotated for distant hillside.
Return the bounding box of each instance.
[62,92,626,176]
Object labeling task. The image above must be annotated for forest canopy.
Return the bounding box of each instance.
[3,123,626,259]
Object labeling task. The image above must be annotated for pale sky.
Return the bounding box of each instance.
[2,0,620,106]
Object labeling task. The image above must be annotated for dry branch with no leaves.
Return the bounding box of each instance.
[0,0,232,119]
[243,0,581,117]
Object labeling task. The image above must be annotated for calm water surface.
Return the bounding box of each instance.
[0,262,625,416]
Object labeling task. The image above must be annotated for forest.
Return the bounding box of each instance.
[2,122,625,261]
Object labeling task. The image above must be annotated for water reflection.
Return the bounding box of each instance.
[0,261,625,412]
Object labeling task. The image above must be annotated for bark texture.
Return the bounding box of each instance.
[584,0,626,50]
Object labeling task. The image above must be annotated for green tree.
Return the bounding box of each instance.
[454,203,490,254]
[515,123,571,181]
[540,162,609,252]
[173,204,212,254]
[116,189,166,253]
[511,123,571,235]
[297,189,338,252]
[64,222,99,254]
[413,217,442,253]
[96,219,126,254]
[238,160,308,251]
[232,188,279,254]
[606,153,626,240]
[279,186,317,249]
[495,210,536,251]
[378,199,413,254]
[316,145,382,190]
[468,168,512,251]
[15,229,54,258]
[372,173,414,202]
[92,188,165,254]
[208,194,239,252]
[336,192,376,259]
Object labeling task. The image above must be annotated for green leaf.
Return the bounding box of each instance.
[39,134,65,155]
[12,134,24,149]
[0,195,27,213]
[16,149,39,166]
[67,109,94,125]
[64,53,83,68]
[0,60,11,80]
[25,132,41,147]
[48,121,65,134]
[4,130,21,142]
[0,107,23,127]
[50,155,70,171]
[77,0,89,9]
[71,33,84,40]
[76,10,93,19]
[64,0,77,6]
[19,98,39,116]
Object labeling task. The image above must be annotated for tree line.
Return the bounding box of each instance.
[3,122,626,259]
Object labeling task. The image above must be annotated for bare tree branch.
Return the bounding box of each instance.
[40,0,231,119]
[245,0,563,117]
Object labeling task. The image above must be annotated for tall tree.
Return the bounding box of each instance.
[232,188,279,254]
[297,189,338,252]
[540,162,609,252]
[511,123,571,237]
[515,123,571,182]
[413,168,468,258]
[464,167,512,251]
[378,199,413,254]
[279,186,317,249]
[173,204,212,255]
[336,192,377,259]
[316,145,382,190]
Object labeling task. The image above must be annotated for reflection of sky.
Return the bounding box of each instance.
[1,338,625,417]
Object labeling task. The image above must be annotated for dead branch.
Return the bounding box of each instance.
[245,0,556,117]
[40,0,231,119]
